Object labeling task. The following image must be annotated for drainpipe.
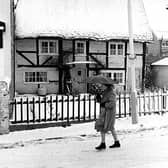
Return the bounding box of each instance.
[10,0,15,111]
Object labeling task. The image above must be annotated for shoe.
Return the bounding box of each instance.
[109,141,120,148]
[95,143,106,150]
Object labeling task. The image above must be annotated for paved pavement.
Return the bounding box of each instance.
[0,126,168,168]
[0,113,168,147]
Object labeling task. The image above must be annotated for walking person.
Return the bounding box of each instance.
[95,83,120,150]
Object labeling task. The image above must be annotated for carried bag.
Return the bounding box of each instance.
[95,107,106,130]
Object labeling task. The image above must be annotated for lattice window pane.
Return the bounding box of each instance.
[118,44,124,55]
[49,41,57,53]
[25,72,47,83]
[41,41,48,53]
[110,44,116,55]
[76,42,84,54]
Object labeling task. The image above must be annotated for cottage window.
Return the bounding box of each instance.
[109,43,124,56]
[162,41,168,48]
[39,40,58,55]
[77,43,84,53]
[25,72,48,83]
[110,44,116,55]
[75,41,86,55]
[100,70,124,85]
[113,72,123,83]
[118,44,124,55]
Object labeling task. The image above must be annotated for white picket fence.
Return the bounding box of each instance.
[137,89,168,114]
[10,89,168,124]
[10,94,100,123]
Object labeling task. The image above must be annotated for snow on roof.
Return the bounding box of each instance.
[15,0,153,41]
[154,31,168,40]
[143,0,168,40]
[151,57,168,66]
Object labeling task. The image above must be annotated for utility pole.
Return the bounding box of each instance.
[128,0,138,124]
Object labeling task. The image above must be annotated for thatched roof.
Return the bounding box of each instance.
[143,0,168,40]
[15,0,153,41]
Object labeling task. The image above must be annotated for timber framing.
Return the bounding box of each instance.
[89,67,126,71]
[86,40,89,92]
[41,56,53,66]
[16,50,35,66]
[106,41,109,68]
[88,54,105,68]
[142,42,146,91]
[17,65,60,68]
[58,39,63,93]
[124,41,127,90]
[88,52,106,55]
[72,39,75,62]
[15,37,146,93]
[36,38,39,65]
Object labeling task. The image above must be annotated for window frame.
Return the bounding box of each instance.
[113,72,124,84]
[75,41,86,56]
[109,42,125,56]
[162,40,168,48]
[39,39,58,55]
[100,70,125,85]
[24,71,48,84]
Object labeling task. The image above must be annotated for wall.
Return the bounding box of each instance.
[0,0,11,85]
[15,67,59,94]
[15,39,59,94]
[147,35,161,58]
[152,66,168,88]
[15,39,145,94]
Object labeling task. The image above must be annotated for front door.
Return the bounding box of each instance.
[71,65,87,94]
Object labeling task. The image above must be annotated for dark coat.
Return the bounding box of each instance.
[95,87,116,133]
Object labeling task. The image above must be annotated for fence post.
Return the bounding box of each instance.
[0,81,10,134]
[118,93,121,118]
[162,87,167,112]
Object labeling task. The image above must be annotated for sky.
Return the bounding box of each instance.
[143,0,168,32]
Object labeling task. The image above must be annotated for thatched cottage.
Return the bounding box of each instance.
[14,0,153,95]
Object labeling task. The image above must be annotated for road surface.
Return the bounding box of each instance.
[0,127,168,168]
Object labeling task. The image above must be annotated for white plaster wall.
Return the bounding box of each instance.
[16,39,59,94]
[0,0,11,83]
[16,39,37,64]
[127,42,143,55]
[15,67,59,94]
[89,41,106,53]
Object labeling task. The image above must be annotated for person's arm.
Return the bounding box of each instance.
[105,94,116,109]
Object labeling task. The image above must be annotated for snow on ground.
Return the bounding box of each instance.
[0,113,168,167]
[1,112,168,146]
[0,118,168,168]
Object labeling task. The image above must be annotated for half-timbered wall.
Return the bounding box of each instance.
[15,39,59,94]
[15,38,145,94]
